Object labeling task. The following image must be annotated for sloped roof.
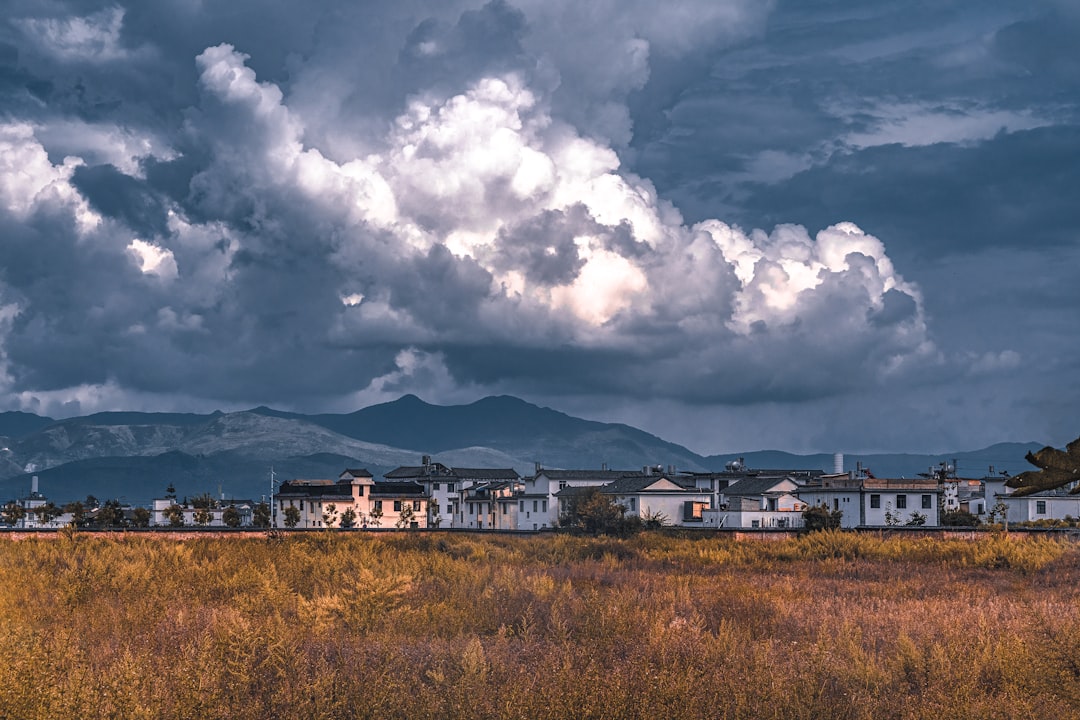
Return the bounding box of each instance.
[370,481,427,497]
[452,467,521,480]
[538,469,642,481]
[341,468,373,478]
[600,476,692,494]
[276,481,354,500]
[724,477,799,497]
[384,463,454,479]
[554,485,598,498]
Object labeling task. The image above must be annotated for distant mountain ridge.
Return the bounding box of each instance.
[0,396,1046,506]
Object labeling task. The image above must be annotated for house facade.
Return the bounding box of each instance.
[524,468,640,529]
[703,476,807,529]
[601,475,712,526]
[798,474,942,527]
[151,497,256,527]
[273,469,375,528]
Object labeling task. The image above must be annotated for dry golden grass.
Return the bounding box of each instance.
[0,530,1077,719]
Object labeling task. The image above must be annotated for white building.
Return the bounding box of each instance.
[520,468,630,530]
[798,475,942,527]
[703,476,807,529]
[601,475,712,527]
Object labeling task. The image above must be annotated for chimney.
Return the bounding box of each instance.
[643,465,651,476]
[601,462,607,471]
[31,475,39,495]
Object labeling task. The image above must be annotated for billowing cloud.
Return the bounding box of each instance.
[0,0,1072,454]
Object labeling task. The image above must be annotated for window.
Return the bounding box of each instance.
[393,500,402,512]
[469,503,474,515]
[413,500,421,511]
[1036,500,1047,514]
[433,483,440,492]
[300,501,304,511]
[833,499,839,511]
[519,500,525,512]
[502,504,507,515]
[921,494,932,509]
[533,500,538,512]
[870,494,880,509]
[896,495,907,509]
[628,498,636,512]
[373,500,383,512]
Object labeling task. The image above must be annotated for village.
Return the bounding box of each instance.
[4,453,1078,532]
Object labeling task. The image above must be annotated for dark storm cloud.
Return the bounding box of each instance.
[0,0,1074,455]
[71,164,170,237]
[735,126,1080,263]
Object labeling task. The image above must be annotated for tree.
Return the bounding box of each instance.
[191,493,216,510]
[940,510,979,527]
[1,501,26,527]
[988,500,1010,528]
[283,505,301,528]
[96,499,126,528]
[396,501,415,529]
[252,502,271,528]
[802,503,843,531]
[559,488,634,536]
[62,501,87,528]
[368,505,383,528]
[164,503,185,527]
[340,507,357,529]
[222,505,242,528]
[905,511,928,526]
[165,483,177,500]
[428,498,442,528]
[34,502,61,526]
[192,506,212,526]
[131,507,151,527]
[642,508,668,530]
[322,503,338,529]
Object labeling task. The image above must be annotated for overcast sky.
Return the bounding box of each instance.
[0,0,1077,455]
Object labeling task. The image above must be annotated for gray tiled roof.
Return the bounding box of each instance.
[723,477,798,496]
[538,469,642,481]
[384,463,454,479]
[600,476,695,495]
[452,468,521,480]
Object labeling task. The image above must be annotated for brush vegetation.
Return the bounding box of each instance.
[1,531,1078,719]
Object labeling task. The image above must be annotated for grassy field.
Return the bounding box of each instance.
[0,530,1077,719]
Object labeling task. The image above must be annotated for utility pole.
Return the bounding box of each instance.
[269,466,277,528]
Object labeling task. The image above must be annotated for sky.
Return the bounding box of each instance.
[0,0,1077,456]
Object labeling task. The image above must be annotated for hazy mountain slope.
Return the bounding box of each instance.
[0,451,400,508]
[0,395,1051,506]
[0,411,56,439]
[173,411,425,465]
[10,421,195,470]
[706,442,1044,478]
[284,395,709,471]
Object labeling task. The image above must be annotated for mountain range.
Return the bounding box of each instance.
[0,394,1044,507]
